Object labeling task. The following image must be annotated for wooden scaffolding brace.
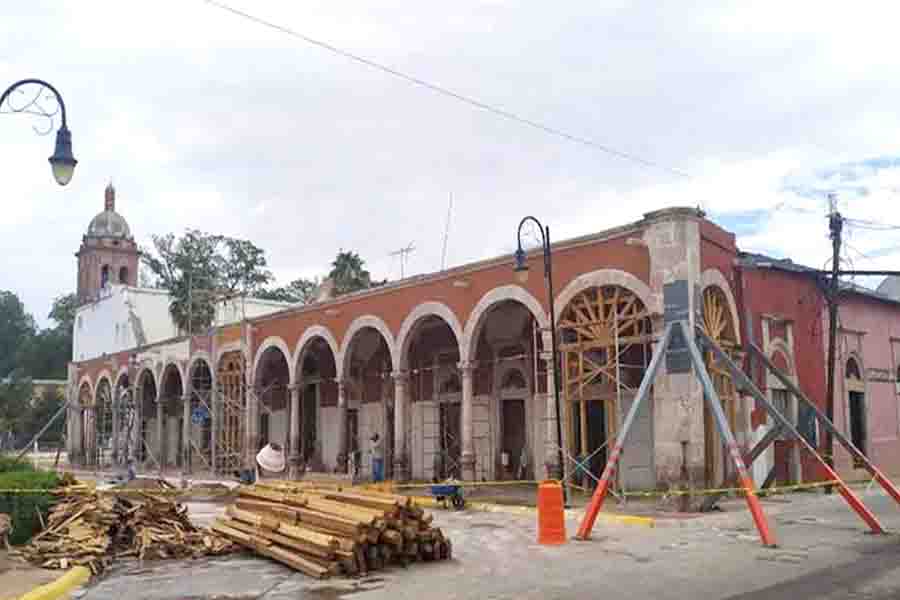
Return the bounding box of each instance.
[576,320,900,546]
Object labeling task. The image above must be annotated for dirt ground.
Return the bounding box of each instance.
[0,550,60,600]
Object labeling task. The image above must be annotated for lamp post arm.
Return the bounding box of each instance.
[516,215,548,253]
[1,78,69,129]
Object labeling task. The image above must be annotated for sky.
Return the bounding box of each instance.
[2,1,900,327]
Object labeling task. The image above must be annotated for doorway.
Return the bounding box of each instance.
[501,398,526,480]
[849,391,866,461]
[571,399,607,486]
[347,409,360,476]
[438,402,461,480]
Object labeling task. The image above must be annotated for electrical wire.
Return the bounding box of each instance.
[844,217,900,231]
[201,0,691,179]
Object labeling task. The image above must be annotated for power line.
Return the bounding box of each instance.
[202,0,691,179]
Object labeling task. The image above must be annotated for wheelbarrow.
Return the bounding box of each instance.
[431,483,465,510]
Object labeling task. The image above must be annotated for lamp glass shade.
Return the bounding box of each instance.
[48,126,77,186]
[513,247,529,283]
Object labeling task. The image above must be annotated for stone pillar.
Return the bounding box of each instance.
[245,386,259,469]
[181,393,192,474]
[156,394,165,473]
[459,362,476,481]
[336,379,348,472]
[392,370,410,481]
[288,383,302,479]
[541,344,562,480]
[111,387,120,467]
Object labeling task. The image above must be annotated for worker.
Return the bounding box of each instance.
[370,433,384,482]
[254,442,286,483]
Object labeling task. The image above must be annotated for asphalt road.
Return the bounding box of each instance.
[76,488,900,600]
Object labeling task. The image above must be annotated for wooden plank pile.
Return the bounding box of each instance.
[212,481,452,579]
[19,483,235,575]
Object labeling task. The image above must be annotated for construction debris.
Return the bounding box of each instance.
[212,481,453,579]
[18,477,235,575]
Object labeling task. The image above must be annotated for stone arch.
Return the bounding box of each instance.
[767,339,796,376]
[252,336,295,386]
[160,361,187,392]
[135,367,157,396]
[554,269,658,323]
[396,302,464,370]
[94,372,113,406]
[462,285,549,364]
[700,268,741,345]
[293,326,341,375]
[339,315,398,376]
[846,353,865,381]
[77,375,94,406]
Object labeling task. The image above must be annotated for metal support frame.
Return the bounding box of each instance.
[747,342,900,508]
[698,328,884,534]
[576,321,776,546]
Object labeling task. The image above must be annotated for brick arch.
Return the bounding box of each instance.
[135,367,158,400]
[338,315,397,378]
[215,341,247,368]
[462,285,549,364]
[700,268,741,345]
[94,370,113,406]
[396,301,463,370]
[554,269,658,322]
[252,336,295,386]
[293,325,340,375]
[160,361,187,394]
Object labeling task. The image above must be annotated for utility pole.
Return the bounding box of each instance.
[389,243,415,279]
[824,193,842,492]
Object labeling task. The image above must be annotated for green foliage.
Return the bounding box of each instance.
[0,376,33,446]
[328,250,372,295]
[15,328,70,380]
[0,455,36,473]
[0,291,36,378]
[142,230,275,333]
[257,277,320,304]
[47,293,78,334]
[0,469,59,545]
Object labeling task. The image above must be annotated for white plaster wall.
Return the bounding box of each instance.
[412,401,439,481]
[751,422,775,487]
[265,407,289,452]
[533,393,549,479]
[473,395,493,481]
[355,403,385,478]
[216,298,294,325]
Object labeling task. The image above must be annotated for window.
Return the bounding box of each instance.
[100,265,110,288]
[119,266,129,283]
[849,391,866,457]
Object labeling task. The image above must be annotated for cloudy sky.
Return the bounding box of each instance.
[3,1,900,326]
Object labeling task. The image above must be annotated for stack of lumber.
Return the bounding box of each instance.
[212,482,452,579]
[19,484,235,575]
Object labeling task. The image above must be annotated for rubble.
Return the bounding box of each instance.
[212,481,452,579]
[18,476,235,575]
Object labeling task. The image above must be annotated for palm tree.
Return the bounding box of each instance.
[329,250,372,295]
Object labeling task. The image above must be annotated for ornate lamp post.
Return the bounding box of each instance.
[513,216,566,499]
[1,78,77,185]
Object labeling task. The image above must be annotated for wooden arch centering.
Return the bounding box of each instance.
[558,285,653,478]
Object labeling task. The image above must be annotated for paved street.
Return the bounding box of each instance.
[74,488,900,600]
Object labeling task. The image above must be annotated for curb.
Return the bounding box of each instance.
[409,495,656,528]
[17,566,90,600]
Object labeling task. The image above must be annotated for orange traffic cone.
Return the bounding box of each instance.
[537,480,566,545]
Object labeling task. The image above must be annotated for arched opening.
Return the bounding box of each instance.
[114,372,133,466]
[160,365,184,468]
[343,327,394,478]
[95,379,113,468]
[559,285,653,489]
[78,382,93,466]
[846,357,866,462]
[189,359,214,471]
[137,370,157,467]
[403,315,460,481]
[701,285,740,487]
[217,351,246,474]
[468,300,544,482]
[119,266,129,284]
[296,338,338,472]
[100,265,110,288]
[253,346,291,460]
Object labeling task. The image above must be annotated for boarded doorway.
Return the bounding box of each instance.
[501,398,526,480]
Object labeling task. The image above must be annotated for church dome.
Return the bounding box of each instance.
[86,184,132,239]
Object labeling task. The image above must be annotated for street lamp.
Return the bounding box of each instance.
[1,78,77,185]
[514,216,566,498]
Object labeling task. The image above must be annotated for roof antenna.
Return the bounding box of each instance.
[441,192,453,270]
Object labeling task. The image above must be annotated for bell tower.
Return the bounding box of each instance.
[76,183,140,305]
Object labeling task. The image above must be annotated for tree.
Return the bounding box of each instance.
[329,250,372,296]
[142,230,274,333]
[48,293,78,334]
[0,291,36,378]
[257,277,320,304]
[0,375,32,448]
